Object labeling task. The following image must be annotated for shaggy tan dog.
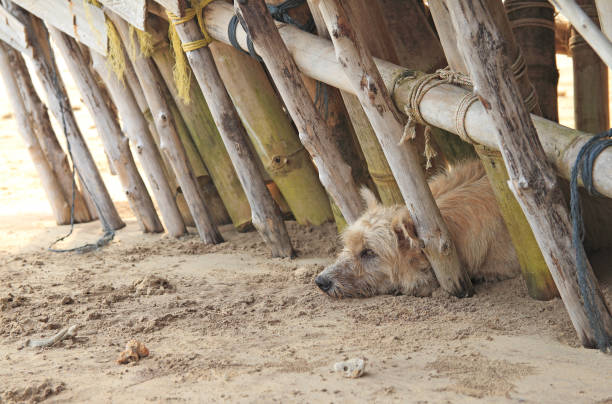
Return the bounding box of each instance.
[315,160,520,298]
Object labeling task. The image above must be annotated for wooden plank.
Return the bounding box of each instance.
[0,6,30,56]
[595,0,612,40]
[11,0,107,55]
[99,0,146,30]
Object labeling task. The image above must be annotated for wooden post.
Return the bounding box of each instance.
[9,7,124,230]
[0,40,92,224]
[210,41,333,226]
[0,42,70,224]
[570,0,609,134]
[91,51,187,237]
[166,10,295,258]
[150,39,253,230]
[234,0,363,224]
[429,0,558,301]
[314,0,473,297]
[108,12,222,244]
[50,27,163,233]
[446,0,612,348]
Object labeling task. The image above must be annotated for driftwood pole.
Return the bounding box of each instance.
[234,0,363,225]
[313,0,472,297]
[446,0,612,348]
[107,13,221,244]
[50,27,163,233]
[569,0,609,134]
[210,42,333,226]
[167,8,295,258]
[8,7,124,230]
[0,42,70,224]
[0,40,92,224]
[429,0,558,301]
[91,52,187,237]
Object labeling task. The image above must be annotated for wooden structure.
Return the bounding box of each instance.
[1,0,611,349]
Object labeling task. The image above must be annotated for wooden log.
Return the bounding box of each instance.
[429,0,558,301]
[150,39,253,230]
[570,0,609,134]
[314,0,472,297]
[235,0,363,225]
[0,42,70,224]
[9,7,124,229]
[505,0,559,122]
[50,27,163,233]
[91,51,187,237]
[201,0,612,200]
[210,41,333,226]
[0,6,30,56]
[108,12,221,243]
[446,0,612,348]
[168,9,294,258]
[1,35,92,223]
[556,15,572,55]
[551,0,612,68]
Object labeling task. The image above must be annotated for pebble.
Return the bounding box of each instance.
[333,358,365,378]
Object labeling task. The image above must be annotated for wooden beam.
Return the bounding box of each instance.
[595,0,612,40]
[10,0,107,55]
[315,0,473,297]
[99,0,146,30]
[151,0,185,16]
[169,8,295,258]
[0,6,30,56]
[200,0,612,202]
[446,0,612,349]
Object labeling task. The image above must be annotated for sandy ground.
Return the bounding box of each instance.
[1,53,612,404]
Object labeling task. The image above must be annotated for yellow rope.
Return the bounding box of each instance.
[105,19,126,82]
[166,0,216,104]
[129,25,155,59]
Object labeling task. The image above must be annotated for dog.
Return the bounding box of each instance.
[315,160,520,298]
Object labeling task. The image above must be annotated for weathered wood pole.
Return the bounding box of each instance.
[429,0,558,301]
[167,9,295,258]
[234,0,363,225]
[570,0,609,134]
[446,0,612,348]
[90,51,187,237]
[210,41,333,226]
[0,42,70,224]
[150,39,253,230]
[0,41,92,224]
[9,7,124,229]
[314,0,473,297]
[108,13,222,244]
[505,0,559,122]
[50,27,163,233]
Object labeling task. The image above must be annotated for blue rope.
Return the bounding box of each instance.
[570,129,612,351]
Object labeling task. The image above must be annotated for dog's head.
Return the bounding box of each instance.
[315,188,437,298]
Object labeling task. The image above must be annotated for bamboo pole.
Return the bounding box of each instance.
[91,52,187,237]
[234,0,363,225]
[429,0,558,301]
[570,0,609,134]
[314,0,472,297]
[209,41,333,226]
[167,10,295,258]
[108,12,222,244]
[150,40,253,230]
[446,0,612,349]
[50,27,163,233]
[0,42,70,224]
[8,6,124,229]
[201,0,612,202]
[0,40,92,224]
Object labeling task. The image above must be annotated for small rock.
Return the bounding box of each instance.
[116,339,149,364]
[61,296,74,305]
[333,358,365,378]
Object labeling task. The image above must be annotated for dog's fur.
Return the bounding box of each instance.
[315,160,520,298]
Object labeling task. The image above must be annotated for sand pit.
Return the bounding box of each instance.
[1,53,612,404]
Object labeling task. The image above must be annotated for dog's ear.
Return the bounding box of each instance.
[360,187,379,211]
[391,210,423,250]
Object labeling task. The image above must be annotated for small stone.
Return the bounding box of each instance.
[61,296,74,305]
[333,358,365,378]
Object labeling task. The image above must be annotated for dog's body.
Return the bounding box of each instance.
[315,160,520,298]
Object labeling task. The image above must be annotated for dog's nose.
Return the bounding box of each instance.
[315,275,332,292]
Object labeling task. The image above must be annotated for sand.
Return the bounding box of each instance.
[1,54,612,404]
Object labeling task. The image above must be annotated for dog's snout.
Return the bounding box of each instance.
[315,275,332,292]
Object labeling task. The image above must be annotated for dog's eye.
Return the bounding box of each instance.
[360,249,376,259]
